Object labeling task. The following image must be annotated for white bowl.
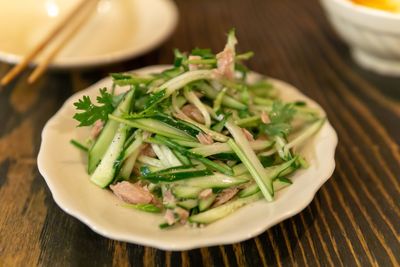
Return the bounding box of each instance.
[320,0,400,76]
[0,0,178,68]
[37,65,338,250]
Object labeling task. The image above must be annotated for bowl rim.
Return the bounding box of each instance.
[327,0,400,20]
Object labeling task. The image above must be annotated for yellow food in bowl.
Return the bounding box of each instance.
[351,0,400,12]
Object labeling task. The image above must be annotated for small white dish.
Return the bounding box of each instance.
[37,65,338,250]
[320,0,400,76]
[0,0,178,68]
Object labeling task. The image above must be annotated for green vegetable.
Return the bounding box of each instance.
[70,139,88,152]
[87,89,135,174]
[73,88,115,127]
[72,29,325,229]
[123,203,162,213]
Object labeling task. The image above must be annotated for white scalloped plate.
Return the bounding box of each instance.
[37,65,338,250]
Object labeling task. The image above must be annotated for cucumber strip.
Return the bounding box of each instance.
[127,113,200,137]
[265,159,297,178]
[111,73,155,86]
[153,136,233,175]
[109,115,195,142]
[177,199,199,210]
[138,155,164,168]
[142,170,213,182]
[90,124,130,188]
[122,133,143,161]
[172,149,192,165]
[238,158,297,197]
[190,140,273,157]
[189,192,262,224]
[213,87,227,112]
[151,144,170,167]
[171,139,202,148]
[197,82,246,110]
[238,183,259,198]
[88,89,134,174]
[274,177,292,191]
[235,116,261,127]
[232,163,247,176]
[119,145,141,180]
[211,113,230,133]
[173,186,203,199]
[144,165,195,176]
[239,177,293,198]
[199,193,216,211]
[160,145,182,166]
[155,69,214,97]
[226,121,273,201]
[274,136,291,160]
[228,139,273,199]
[258,148,277,157]
[175,173,248,189]
[184,87,211,128]
[253,97,274,106]
[122,203,162,213]
[181,115,229,142]
[285,119,325,151]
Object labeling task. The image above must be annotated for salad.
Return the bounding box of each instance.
[71,30,324,228]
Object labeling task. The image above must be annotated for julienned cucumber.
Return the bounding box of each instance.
[172,186,203,198]
[91,124,130,187]
[239,178,292,198]
[88,90,134,174]
[199,193,216,211]
[238,158,297,197]
[175,173,249,188]
[109,116,196,142]
[189,192,262,224]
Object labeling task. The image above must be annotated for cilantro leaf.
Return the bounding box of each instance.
[269,101,296,123]
[73,88,114,127]
[262,101,296,137]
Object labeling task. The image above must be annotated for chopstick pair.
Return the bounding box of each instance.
[1,0,96,86]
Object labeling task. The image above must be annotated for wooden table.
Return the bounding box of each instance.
[0,0,399,266]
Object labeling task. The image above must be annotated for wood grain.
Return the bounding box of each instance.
[0,0,399,266]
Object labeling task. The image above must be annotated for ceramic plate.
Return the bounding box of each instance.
[0,0,178,68]
[37,65,338,250]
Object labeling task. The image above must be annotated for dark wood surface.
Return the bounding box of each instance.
[0,0,399,266]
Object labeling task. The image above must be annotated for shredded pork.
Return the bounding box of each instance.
[90,120,104,139]
[181,104,205,124]
[212,188,238,207]
[110,181,153,204]
[242,128,255,141]
[196,132,214,145]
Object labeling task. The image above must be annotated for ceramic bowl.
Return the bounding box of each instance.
[0,0,178,68]
[320,0,400,76]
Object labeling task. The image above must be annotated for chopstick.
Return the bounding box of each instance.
[28,0,97,84]
[1,0,94,86]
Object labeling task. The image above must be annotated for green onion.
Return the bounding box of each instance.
[70,139,89,152]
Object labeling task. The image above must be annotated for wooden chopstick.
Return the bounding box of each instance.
[27,0,97,84]
[0,0,92,86]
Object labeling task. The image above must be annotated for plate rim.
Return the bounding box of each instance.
[37,65,338,250]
